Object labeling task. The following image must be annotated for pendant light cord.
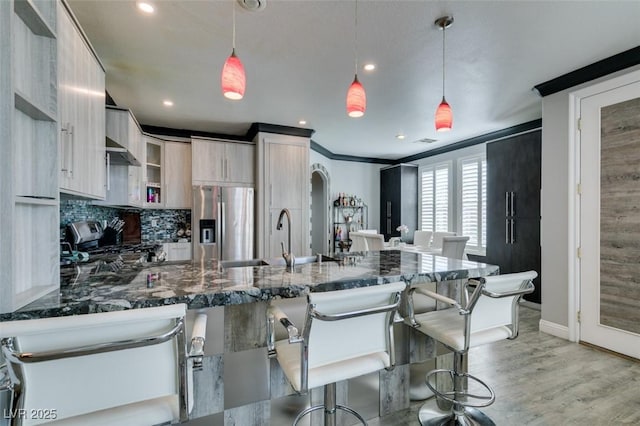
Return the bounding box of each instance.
[232,1,236,50]
[442,23,445,99]
[354,0,359,75]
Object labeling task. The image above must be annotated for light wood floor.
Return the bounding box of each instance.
[370,306,640,425]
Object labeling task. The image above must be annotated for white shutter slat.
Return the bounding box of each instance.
[420,163,449,233]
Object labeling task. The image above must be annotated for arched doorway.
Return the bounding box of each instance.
[310,164,330,254]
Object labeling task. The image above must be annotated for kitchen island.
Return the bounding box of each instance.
[0,251,498,424]
[0,250,497,322]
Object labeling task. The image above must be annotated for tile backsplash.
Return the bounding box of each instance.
[60,199,191,243]
[140,209,191,242]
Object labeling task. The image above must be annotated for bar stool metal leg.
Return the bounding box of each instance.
[418,352,496,426]
[293,382,368,426]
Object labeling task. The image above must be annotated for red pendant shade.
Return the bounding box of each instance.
[221,49,245,100]
[435,97,452,132]
[346,75,366,118]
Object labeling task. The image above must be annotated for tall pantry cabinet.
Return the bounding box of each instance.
[485,130,542,303]
[1,0,60,312]
[380,164,418,243]
[254,131,310,259]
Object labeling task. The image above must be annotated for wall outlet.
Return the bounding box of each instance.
[151,219,158,227]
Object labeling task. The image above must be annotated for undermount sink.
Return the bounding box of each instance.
[219,259,269,268]
[220,255,339,269]
[265,255,339,266]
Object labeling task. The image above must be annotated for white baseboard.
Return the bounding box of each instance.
[539,319,570,340]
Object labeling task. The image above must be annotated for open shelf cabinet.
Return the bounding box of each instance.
[1,0,59,313]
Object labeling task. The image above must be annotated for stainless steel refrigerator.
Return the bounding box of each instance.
[192,186,254,261]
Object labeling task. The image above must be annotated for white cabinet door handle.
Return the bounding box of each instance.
[106,152,110,191]
[68,124,75,179]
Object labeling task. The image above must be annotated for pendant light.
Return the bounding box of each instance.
[221,1,246,100]
[435,16,453,131]
[346,0,366,118]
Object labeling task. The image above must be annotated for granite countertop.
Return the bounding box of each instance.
[0,251,498,321]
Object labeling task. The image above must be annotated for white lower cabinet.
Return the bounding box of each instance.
[163,242,192,262]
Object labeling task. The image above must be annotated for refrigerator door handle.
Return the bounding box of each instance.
[217,201,223,258]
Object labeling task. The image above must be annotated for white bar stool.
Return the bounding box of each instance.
[407,271,537,426]
[267,282,406,426]
[0,304,207,426]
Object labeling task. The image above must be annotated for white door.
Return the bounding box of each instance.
[580,79,640,359]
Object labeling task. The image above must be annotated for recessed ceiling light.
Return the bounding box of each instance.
[396,134,406,140]
[298,120,307,125]
[163,100,173,107]
[363,63,376,71]
[137,2,155,14]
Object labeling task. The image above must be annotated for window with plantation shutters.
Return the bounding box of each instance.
[458,155,487,253]
[419,162,451,233]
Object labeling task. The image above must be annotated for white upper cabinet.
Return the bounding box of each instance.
[163,141,192,209]
[58,1,105,199]
[98,107,144,207]
[105,106,143,163]
[191,137,255,186]
[144,138,163,207]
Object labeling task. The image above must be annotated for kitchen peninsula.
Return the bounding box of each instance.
[0,251,498,423]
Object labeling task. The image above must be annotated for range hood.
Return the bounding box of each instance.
[106,140,141,166]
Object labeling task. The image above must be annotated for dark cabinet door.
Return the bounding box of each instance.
[380,165,418,242]
[510,133,541,219]
[486,131,541,303]
[486,138,514,270]
[380,166,401,240]
[400,165,418,243]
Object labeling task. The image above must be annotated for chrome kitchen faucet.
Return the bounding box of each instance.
[276,208,296,272]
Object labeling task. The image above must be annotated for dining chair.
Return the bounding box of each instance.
[348,231,369,252]
[363,233,385,250]
[407,271,536,425]
[267,282,405,425]
[413,231,433,248]
[441,236,470,260]
[359,229,379,234]
[430,232,456,249]
[0,304,207,426]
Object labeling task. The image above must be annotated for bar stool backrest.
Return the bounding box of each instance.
[305,282,405,369]
[0,305,188,425]
[470,271,538,334]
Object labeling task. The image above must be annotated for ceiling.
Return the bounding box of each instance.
[67,0,640,160]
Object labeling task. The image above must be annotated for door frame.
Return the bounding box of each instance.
[568,68,640,343]
[310,163,331,255]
